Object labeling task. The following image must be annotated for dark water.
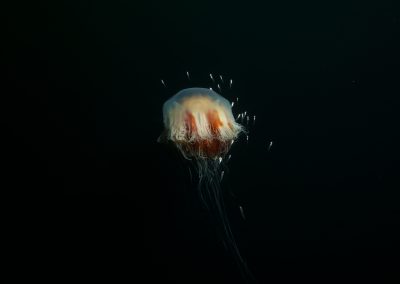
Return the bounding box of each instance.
[5,1,400,283]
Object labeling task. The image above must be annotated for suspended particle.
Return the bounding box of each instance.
[210,73,215,82]
[268,141,273,151]
[239,206,246,220]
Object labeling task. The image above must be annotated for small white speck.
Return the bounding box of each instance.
[268,141,273,151]
[239,206,246,220]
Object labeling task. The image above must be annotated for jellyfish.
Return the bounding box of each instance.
[159,87,255,283]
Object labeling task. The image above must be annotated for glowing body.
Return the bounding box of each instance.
[160,86,254,283]
[162,88,243,158]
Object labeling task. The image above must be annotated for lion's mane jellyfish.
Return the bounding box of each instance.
[159,87,255,283]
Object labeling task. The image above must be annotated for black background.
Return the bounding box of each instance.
[5,1,400,283]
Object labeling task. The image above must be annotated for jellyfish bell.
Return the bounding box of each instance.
[159,87,244,160]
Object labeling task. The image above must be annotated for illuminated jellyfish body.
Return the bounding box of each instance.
[162,87,243,158]
[160,88,255,283]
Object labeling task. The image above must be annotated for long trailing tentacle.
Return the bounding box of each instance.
[195,158,256,283]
